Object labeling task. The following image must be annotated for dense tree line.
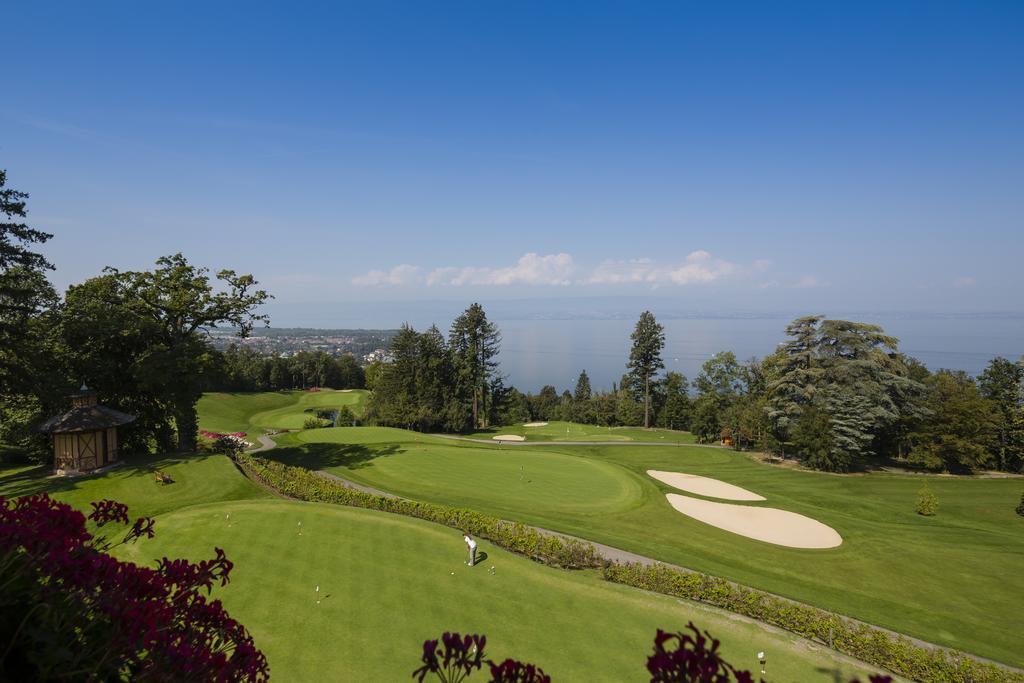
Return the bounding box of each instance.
[364,304,502,432]
[205,346,365,392]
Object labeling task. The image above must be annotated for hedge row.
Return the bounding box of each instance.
[603,562,1022,683]
[233,453,602,570]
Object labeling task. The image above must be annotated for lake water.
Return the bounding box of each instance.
[492,316,1024,392]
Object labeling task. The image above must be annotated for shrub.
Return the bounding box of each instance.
[1016,491,1024,517]
[337,405,357,426]
[303,416,329,430]
[916,484,938,516]
[233,453,602,570]
[0,493,268,681]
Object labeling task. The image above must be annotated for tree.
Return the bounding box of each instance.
[909,370,996,472]
[657,372,691,431]
[689,394,721,443]
[529,386,560,421]
[0,170,58,399]
[767,316,925,471]
[978,357,1024,473]
[572,370,594,423]
[626,311,665,428]
[99,254,270,451]
[449,304,501,429]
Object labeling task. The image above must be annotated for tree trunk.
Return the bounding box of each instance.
[175,402,198,453]
[472,389,479,430]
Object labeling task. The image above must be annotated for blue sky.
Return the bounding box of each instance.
[4,1,1023,317]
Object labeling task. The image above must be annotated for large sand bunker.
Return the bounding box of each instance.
[665,494,842,549]
[523,422,548,427]
[492,434,526,442]
[647,470,765,501]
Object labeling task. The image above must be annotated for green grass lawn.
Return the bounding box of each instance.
[116,499,884,682]
[0,452,270,519]
[467,420,697,443]
[197,389,369,438]
[275,425,1024,667]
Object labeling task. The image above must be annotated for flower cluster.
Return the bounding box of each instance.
[414,632,487,683]
[488,659,552,683]
[647,623,759,682]
[200,430,252,453]
[0,493,268,681]
[200,430,247,439]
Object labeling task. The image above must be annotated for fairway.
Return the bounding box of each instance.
[284,428,644,517]
[468,420,697,443]
[115,499,884,682]
[198,389,369,438]
[264,424,1024,667]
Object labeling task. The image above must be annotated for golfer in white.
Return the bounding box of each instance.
[463,533,477,567]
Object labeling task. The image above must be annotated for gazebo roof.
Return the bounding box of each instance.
[39,405,136,434]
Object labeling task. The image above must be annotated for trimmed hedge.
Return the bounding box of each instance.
[603,563,1022,683]
[233,453,602,570]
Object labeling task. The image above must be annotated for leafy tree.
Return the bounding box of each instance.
[720,394,768,451]
[790,404,839,470]
[916,484,938,516]
[92,254,270,451]
[689,394,721,443]
[767,316,925,471]
[695,351,746,398]
[336,405,357,426]
[616,392,644,426]
[529,385,560,421]
[496,387,531,425]
[978,357,1024,473]
[657,372,691,430]
[592,391,618,426]
[0,170,59,400]
[626,311,665,428]
[909,370,996,472]
[449,304,501,429]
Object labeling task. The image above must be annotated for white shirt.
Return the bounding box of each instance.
[464,535,477,550]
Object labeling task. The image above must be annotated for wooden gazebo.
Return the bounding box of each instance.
[39,385,135,473]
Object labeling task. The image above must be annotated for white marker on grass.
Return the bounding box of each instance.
[316,585,320,604]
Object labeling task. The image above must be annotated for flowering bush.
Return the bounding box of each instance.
[199,430,252,453]
[0,493,268,681]
[413,633,550,683]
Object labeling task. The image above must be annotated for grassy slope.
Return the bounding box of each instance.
[197,390,369,438]
[0,452,269,518]
[117,499,883,682]
[467,420,697,443]
[278,426,1024,667]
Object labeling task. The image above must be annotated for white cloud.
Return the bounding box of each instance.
[351,264,421,287]
[952,276,976,288]
[586,250,740,286]
[794,275,828,289]
[427,252,575,286]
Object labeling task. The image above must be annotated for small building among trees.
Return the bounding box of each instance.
[40,385,135,473]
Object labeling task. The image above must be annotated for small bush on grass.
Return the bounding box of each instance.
[303,416,329,429]
[337,405,357,426]
[916,483,938,516]
[1016,491,1024,517]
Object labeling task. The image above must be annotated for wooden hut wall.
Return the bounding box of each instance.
[105,427,118,462]
[54,434,76,469]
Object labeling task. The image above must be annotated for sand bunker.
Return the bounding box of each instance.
[665,494,842,549]
[647,470,765,501]
[339,389,354,393]
[492,434,526,442]
[523,422,548,427]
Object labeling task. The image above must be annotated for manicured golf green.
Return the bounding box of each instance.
[468,420,697,443]
[274,425,1024,667]
[198,389,369,438]
[115,499,884,681]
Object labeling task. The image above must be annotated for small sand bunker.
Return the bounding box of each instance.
[339,389,354,393]
[492,434,526,442]
[665,494,842,549]
[523,422,548,427]
[647,470,765,501]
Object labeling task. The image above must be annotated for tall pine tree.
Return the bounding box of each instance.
[626,311,665,428]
